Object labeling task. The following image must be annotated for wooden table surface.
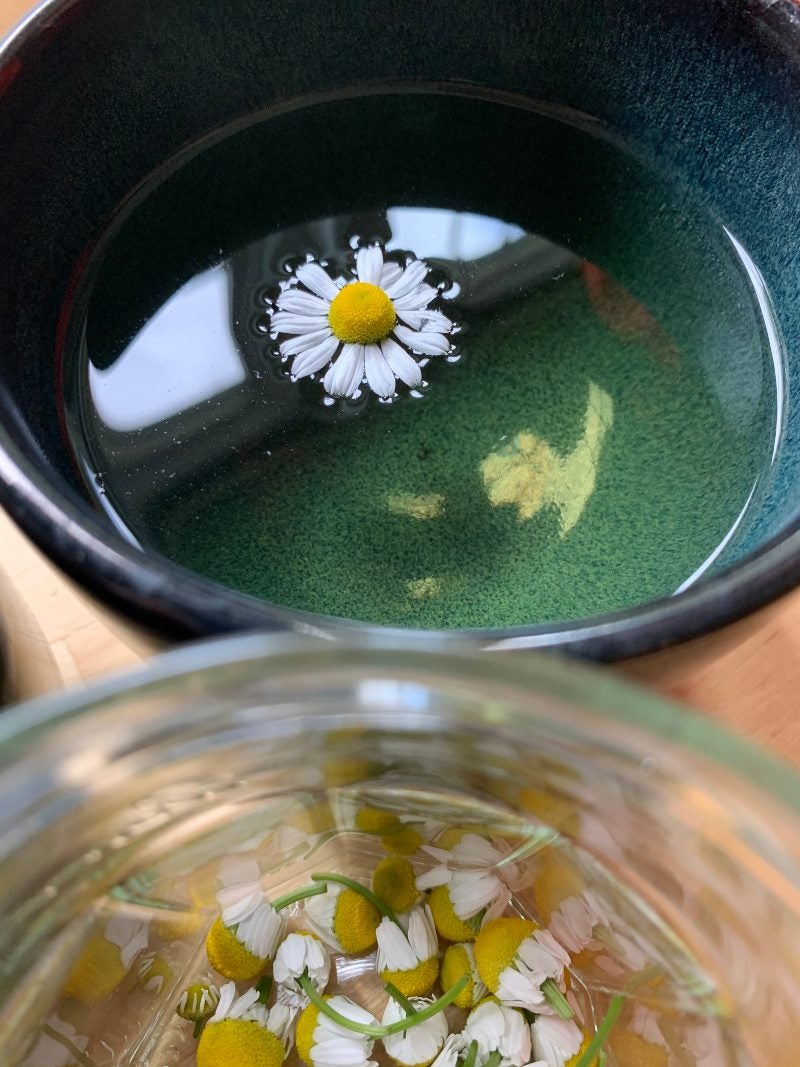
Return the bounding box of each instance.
[2,0,798,764]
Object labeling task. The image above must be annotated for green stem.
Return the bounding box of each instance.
[297,974,467,1037]
[572,995,624,1067]
[311,872,399,925]
[462,1040,479,1067]
[542,978,574,1019]
[193,1018,205,1040]
[384,981,418,1016]
[40,1026,95,1066]
[257,975,274,1003]
[484,1053,503,1067]
[272,883,328,910]
[597,1052,607,1067]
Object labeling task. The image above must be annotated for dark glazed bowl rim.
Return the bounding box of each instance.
[2,0,800,661]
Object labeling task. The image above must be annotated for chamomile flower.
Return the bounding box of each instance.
[419,835,518,940]
[273,931,331,993]
[377,904,439,997]
[529,1016,585,1067]
[137,950,172,994]
[176,981,220,1024]
[382,996,449,1067]
[295,995,378,1067]
[440,943,487,1009]
[196,982,296,1067]
[270,244,456,400]
[206,880,286,981]
[62,916,149,1003]
[373,856,422,914]
[462,999,532,1067]
[474,919,569,1013]
[304,882,381,954]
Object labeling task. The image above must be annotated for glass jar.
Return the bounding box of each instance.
[0,635,798,1066]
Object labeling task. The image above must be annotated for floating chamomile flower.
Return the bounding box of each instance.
[304,882,381,954]
[206,882,286,981]
[530,1016,588,1067]
[137,950,172,994]
[440,942,487,1009]
[196,982,296,1067]
[373,856,421,914]
[382,996,449,1067]
[273,931,331,993]
[474,918,570,1014]
[270,244,456,400]
[419,834,518,940]
[462,999,533,1067]
[377,904,439,996]
[295,995,378,1067]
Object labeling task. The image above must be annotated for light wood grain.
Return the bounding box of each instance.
[1,0,797,762]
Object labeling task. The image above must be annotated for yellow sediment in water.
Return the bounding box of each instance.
[388,493,445,520]
[481,382,613,534]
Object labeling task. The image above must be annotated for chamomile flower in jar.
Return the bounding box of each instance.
[381,996,449,1067]
[175,981,220,1027]
[372,857,422,915]
[295,995,378,1067]
[419,835,518,942]
[206,882,286,981]
[273,931,331,994]
[304,882,382,954]
[439,942,487,1009]
[62,916,149,1003]
[530,1016,593,1067]
[461,999,532,1067]
[377,904,439,997]
[196,982,296,1067]
[474,918,570,1013]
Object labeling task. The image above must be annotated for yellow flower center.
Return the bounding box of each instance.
[381,825,424,856]
[332,888,381,954]
[295,1003,320,1067]
[62,930,126,1003]
[440,943,475,1008]
[197,1018,286,1067]
[328,282,396,344]
[380,956,439,997]
[473,916,538,993]
[372,856,419,913]
[205,917,268,982]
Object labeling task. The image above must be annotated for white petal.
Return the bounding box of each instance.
[380,338,422,388]
[279,327,334,357]
[454,835,506,866]
[210,981,236,1022]
[271,311,330,336]
[296,262,340,300]
[392,284,438,311]
[219,887,263,925]
[229,986,260,1019]
[324,344,365,398]
[431,1035,465,1067]
[382,998,448,1064]
[325,995,379,1029]
[393,324,451,356]
[381,261,403,288]
[464,1001,506,1057]
[496,965,547,1011]
[364,343,396,398]
[396,307,453,333]
[384,260,428,299]
[450,870,506,920]
[291,336,339,378]
[376,916,418,972]
[415,864,451,890]
[407,904,437,961]
[356,245,384,285]
[277,291,330,316]
[531,1017,583,1067]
